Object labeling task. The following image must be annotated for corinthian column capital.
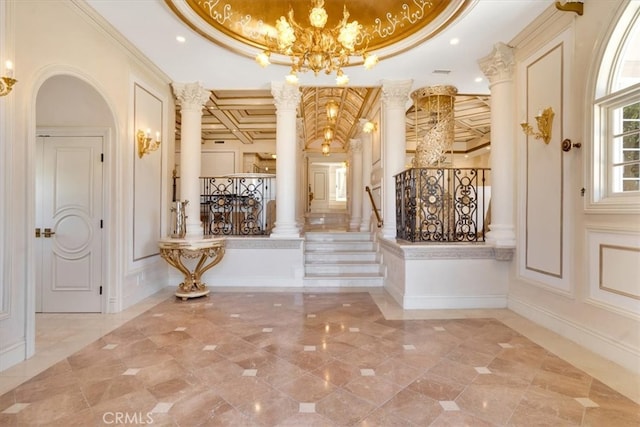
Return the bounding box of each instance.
[172,82,210,113]
[271,81,301,112]
[381,79,413,110]
[478,42,515,85]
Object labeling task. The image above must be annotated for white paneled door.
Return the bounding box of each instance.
[309,167,328,211]
[36,134,103,312]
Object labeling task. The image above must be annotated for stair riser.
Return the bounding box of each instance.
[305,253,378,263]
[305,264,383,275]
[305,242,376,251]
[303,277,384,287]
[305,232,373,241]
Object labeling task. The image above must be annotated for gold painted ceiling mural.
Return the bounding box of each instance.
[167,0,471,61]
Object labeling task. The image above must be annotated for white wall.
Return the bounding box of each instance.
[509,0,640,374]
[0,0,173,371]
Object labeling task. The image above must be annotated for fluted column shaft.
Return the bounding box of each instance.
[349,139,363,231]
[380,80,413,239]
[271,82,301,238]
[479,42,516,247]
[172,82,210,238]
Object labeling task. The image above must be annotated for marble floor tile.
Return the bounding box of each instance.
[0,289,638,426]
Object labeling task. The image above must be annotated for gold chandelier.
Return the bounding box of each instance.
[255,0,378,85]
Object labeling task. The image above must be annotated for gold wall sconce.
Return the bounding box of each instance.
[0,60,17,97]
[137,128,161,158]
[362,121,377,133]
[520,107,554,144]
[555,1,583,16]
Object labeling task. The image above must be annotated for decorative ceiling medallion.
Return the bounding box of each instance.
[166,0,472,63]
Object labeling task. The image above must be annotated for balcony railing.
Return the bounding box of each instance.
[395,167,490,242]
[199,174,276,236]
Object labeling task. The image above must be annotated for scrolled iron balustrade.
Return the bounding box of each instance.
[395,167,490,242]
[200,175,276,236]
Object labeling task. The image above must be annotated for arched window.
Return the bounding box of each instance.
[592,0,640,209]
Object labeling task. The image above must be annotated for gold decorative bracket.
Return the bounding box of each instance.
[555,1,583,16]
[521,107,554,144]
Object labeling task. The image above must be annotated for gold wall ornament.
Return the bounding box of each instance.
[555,1,583,16]
[255,0,379,85]
[137,129,161,158]
[0,60,17,97]
[520,107,554,144]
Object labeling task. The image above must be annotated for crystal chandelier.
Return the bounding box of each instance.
[255,0,379,85]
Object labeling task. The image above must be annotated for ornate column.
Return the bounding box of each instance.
[380,80,413,239]
[359,120,373,231]
[271,81,301,238]
[479,42,516,247]
[172,82,210,238]
[349,139,363,231]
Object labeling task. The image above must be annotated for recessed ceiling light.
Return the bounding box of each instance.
[475,77,483,83]
[449,38,460,45]
[176,35,186,43]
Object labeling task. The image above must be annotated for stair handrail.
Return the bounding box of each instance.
[365,186,383,228]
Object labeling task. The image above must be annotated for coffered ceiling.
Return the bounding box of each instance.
[177,88,490,156]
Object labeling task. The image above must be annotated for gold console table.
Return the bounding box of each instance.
[158,237,225,300]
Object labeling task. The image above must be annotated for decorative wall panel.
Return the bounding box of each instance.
[519,29,574,294]
[587,228,640,315]
[133,83,163,261]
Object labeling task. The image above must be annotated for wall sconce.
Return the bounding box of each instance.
[555,1,583,16]
[0,60,17,97]
[137,128,161,158]
[520,107,554,144]
[362,121,377,133]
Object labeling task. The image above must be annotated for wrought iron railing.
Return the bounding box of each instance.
[199,174,276,236]
[395,167,490,242]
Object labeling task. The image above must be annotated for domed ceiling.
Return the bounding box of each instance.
[167,0,472,62]
[167,0,490,158]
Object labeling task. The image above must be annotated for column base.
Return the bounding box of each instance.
[485,224,516,248]
[349,217,362,231]
[185,223,204,238]
[270,223,300,239]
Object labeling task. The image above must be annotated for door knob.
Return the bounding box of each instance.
[35,228,41,238]
[44,228,55,238]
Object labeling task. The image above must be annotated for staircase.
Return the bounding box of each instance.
[303,231,384,287]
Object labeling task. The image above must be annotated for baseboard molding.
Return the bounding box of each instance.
[123,280,169,311]
[508,295,640,375]
[402,294,508,310]
[0,340,25,373]
[384,283,405,308]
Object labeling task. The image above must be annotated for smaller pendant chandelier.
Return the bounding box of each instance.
[326,99,339,123]
[321,141,331,156]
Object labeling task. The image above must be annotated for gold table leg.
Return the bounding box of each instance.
[160,246,225,300]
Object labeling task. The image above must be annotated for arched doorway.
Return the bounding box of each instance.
[34,75,113,313]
